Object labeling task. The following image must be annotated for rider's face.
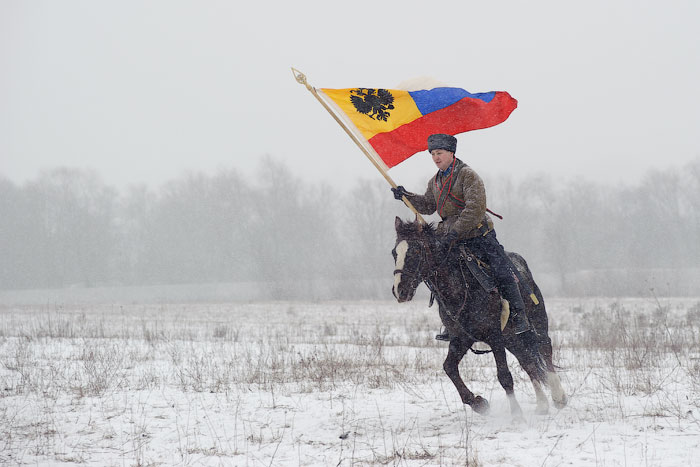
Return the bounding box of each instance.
[431,149,454,172]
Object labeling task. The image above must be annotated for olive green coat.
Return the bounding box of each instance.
[406,158,493,239]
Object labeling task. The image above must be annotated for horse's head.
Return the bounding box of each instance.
[392,216,436,302]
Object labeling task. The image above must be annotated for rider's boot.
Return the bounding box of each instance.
[501,283,533,334]
[510,304,532,334]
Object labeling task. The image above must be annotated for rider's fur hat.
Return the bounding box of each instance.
[427,134,457,153]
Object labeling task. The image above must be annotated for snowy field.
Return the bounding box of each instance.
[1,297,699,466]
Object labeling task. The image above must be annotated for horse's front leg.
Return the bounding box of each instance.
[492,345,524,422]
[443,339,490,415]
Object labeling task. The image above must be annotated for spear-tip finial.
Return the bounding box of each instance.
[291,67,312,90]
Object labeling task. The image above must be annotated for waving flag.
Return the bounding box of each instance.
[319,86,517,168]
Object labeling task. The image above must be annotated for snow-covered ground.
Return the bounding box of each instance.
[1,297,699,466]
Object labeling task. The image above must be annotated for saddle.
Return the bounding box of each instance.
[456,244,540,307]
[432,245,510,333]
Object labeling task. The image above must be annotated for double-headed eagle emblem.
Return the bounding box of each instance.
[350,88,395,122]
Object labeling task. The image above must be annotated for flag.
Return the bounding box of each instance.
[319,86,517,168]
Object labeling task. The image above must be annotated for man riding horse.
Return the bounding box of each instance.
[391,133,532,340]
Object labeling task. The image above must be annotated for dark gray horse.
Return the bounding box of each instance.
[392,217,567,419]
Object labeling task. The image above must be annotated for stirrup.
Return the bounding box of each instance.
[514,322,533,335]
[435,328,451,341]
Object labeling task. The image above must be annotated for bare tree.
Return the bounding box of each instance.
[22,168,116,287]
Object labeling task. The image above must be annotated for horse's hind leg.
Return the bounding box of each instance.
[511,345,550,414]
[444,339,489,415]
[537,334,568,409]
[491,345,524,421]
[507,332,556,415]
[531,379,550,415]
[517,338,550,414]
[548,372,567,409]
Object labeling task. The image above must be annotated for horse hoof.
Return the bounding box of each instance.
[470,396,490,415]
[535,405,549,415]
[553,394,568,410]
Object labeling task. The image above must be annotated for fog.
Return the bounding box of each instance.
[2,1,699,303]
[1,155,699,303]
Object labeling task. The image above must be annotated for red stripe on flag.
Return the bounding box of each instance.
[368,92,517,168]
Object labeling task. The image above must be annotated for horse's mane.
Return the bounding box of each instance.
[395,218,438,239]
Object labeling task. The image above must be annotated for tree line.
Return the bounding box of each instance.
[1,156,699,297]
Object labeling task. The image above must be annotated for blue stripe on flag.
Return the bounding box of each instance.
[409,87,495,115]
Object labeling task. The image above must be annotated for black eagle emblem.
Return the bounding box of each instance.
[349,88,395,122]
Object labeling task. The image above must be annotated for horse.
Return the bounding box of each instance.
[392,217,567,419]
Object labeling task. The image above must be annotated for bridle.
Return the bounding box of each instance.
[393,242,422,291]
[394,234,470,320]
[393,230,490,354]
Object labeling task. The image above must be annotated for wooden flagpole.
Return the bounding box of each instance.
[291,68,426,225]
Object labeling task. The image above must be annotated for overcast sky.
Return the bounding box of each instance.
[2,0,699,192]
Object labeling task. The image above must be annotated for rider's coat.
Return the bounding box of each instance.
[405,158,493,239]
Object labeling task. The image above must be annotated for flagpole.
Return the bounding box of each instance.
[291,68,426,225]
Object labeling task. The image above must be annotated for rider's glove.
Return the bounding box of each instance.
[391,185,408,200]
